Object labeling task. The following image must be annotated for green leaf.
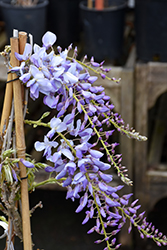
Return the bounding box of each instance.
[0,216,8,224]
[2,148,15,158]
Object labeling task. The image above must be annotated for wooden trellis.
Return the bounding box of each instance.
[0,32,32,250]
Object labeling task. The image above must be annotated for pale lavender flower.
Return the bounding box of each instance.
[52,139,74,162]
[27,65,54,99]
[34,135,58,158]
[15,43,32,61]
[43,94,59,109]
[42,31,57,49]
[47,117,67,139]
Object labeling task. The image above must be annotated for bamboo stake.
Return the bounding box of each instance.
[87,0,93,8]
[19,31,28,100]
[19,32,28,54]
[0,62,13,140]
[95,0,104,10]
[10,36,32,250]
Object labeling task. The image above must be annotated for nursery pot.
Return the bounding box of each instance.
[47,0,81,48]
[0,0,48,45]
[79,0,126,62]
[135,0,167,62]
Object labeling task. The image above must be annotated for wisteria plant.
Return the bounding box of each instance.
[0,31,167,250]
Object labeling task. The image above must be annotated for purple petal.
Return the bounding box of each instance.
[63,72,78,84]
[45,166,54,172]
[12,168,18,182]
[98,182,108,192]
[20,73,31,83]
[61,148,74,161]
[131,199,139,207]
[57,108,65,118]
[23,43,32,58]
[47,128,55,139]
[88,76,98,84]
[73,172,84,182]
[95,194,101,206]
[105,197,120,207]
[128,224,132,234]
[62,176,72,187]
[77,101,82,113]
[55,122,67,133]
[108,212,122,220]
[73,184,80,198]
[50,117,61,128]
[88,182,93,195]
[82,192,88,208]
[90,206,94,218]
[87,227,95,234]
[100,207,106,218]
[92,159,110,171]
[120,198,128,206]
[81,90,91,98]
[98,171,113,183]
[82,213,90,224]
[112,193,119,199]
[56,169,67,179]
[34,141,46,151]
[15,52,24,61]
[15,43,32,61]
[89,103,96,113]
[73,172,86,185]
[20,159,35,168]
[107,186,117,194]
[89,149,103,159]
[129,207,136,214]
[42,31,57,48]
[43,95,58,109]
[94,240,102,244]
[52,152,61,162]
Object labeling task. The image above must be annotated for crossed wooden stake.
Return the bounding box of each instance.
[0,32,32,250]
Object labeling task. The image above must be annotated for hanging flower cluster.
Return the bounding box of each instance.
[2,31,166,249]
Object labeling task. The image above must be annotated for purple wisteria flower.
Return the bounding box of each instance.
[34,135,58,158]
[7,30,166,250]
[20,158,35,168]
[42,31,57,49]
[15,43,32,61]
[26,65,54,99]
[47,117,67,139]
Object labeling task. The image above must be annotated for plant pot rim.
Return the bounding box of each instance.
[0,0,48,9]
[79,0,127,12]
